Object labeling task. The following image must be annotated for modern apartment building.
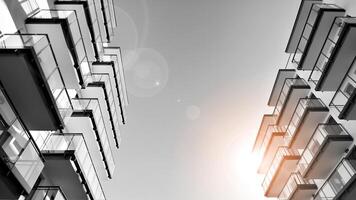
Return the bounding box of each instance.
[253,0,356,199]
[0,0,128,199]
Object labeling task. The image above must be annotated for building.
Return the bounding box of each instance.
[0,0,128,199]
[253,0,356,199]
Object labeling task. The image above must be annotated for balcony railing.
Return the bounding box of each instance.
[71,98,115,177]
[29,10,90,87]
[273,78,309,122]
[297,123,350,176]
[18,0,39,16]
[262,147,301,192]
[329,57,356,118]
[314,158,356,200]
[55,0,104,59]
[0,34,73,120]
[279,172,316,200]
[309,17,356,86]
[0,84,44,193]
[260,125,285,158]
[30,186,67,200]
[284,98,326,147]
[102,55,127,122]
[86,72,121,147]
[42,133,106,200]
[292,4,341,68]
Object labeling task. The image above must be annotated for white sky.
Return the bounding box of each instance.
[108,0,300,199]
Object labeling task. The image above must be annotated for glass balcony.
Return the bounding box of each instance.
[253,114,276,153]
[98,0,114,42]
[309,17,356,92]
[42,133,106,200]
[284,98,328,149]
[262,147,301,197]
[292,4,344,70]
[258,125,285,174]
[279,172,317,200]
[297,124,352,179]
[273,78,310,126]
[30,186,67,200]
[55,0,104,60]
[26,10,90,88]
[0,86,44,194]
[268,69,296,107]
[103,48,129,106]
[71,98,115,178]
[86,72,121,147]
[314,157,356,200]
[101,54,128,123]
[330,57,356,120]
[18,0,39,16]
[285,0,321,53]
[0,34,72,130]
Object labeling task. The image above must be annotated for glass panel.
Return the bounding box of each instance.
[279,172,316,200]
[42,134,106,200]
[262,147,301,192]
[315,159,356,199]
[284,98,325,146]
[330,59,356,114]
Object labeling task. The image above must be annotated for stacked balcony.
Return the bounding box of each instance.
[283,98,328,149]
[292,3,345,70]
[85,72,121,147]
[278,172,317,200]
[0,85,44,199]
[26,10,90,88]
[262,147,301,197]
[314,147,356,200]
[258,125,285,173]
[297,123,352,179]
[71,98,115,178]
[286,0,321,53]
[253,114,276,153]
[100,50,128,124]
[0,34,72,130]
[273,78,310,127]
[268,69,296,107]
[330,57,356,120]
[54,0,105,60]
[41,133,106,200]
[309,17,356,91]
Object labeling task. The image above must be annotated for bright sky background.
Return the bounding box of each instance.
[106,0,301,200]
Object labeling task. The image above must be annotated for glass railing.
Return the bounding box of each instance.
[297,124,350,176]
[0,34,73,119]
[85,71,121,146]
[18,0,39,16]
[30,10,90,86]
[71,98,115,176]
[308,17,356,86]
[292,4,341,67]
[314,158,356,199]
[0,86,44,193]
[273,78,308,121]
[279,172,316,200]
[30,186,67,200]
[107,0,117,27]
[262,147,301,192]
[329,57,356,116]
[102,55,127,120]
[284,98,326,147]
[260,125,286,158]
[42,133,106,200]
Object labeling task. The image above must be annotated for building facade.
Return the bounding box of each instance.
[0,0,128,199]
[253,0,356,199]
